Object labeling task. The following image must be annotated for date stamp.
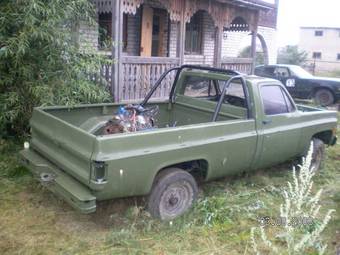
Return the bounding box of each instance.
[257,216,315,227]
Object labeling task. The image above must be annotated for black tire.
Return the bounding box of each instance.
[314,89,335,106]
[147,168,198,220]
[310,138,325,172]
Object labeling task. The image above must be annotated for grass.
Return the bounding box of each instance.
[0,115,339,255]
[315,70,340,78]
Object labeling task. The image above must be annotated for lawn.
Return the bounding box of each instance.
[0,115,339,255]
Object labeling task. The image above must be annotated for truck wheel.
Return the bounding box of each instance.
[147,168,198,220]
[314,89,334,106]
[310,138,325,172]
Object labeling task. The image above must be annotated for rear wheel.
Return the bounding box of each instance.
[314,89,334,106]
[147,168,198,220]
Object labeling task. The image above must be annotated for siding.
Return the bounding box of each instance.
[221,26,277,64]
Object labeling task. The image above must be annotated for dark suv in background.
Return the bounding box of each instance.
[255,64,340,106]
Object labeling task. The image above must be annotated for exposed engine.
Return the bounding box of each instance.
[102,104,159,135]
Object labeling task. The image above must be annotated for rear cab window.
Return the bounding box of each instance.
[260,85,295,115]
[183,76,217,99]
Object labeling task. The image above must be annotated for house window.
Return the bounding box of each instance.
[314,30,323,36]
[185,11,203,54]
[337,53,340,61]
[98,13,127,51]
[312,52,322,59]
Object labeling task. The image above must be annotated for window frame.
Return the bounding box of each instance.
[314,30,323,37]
[98,13,128,51]
[274,67,291,78]
[312,52,322,59]
[260,84,296,116]
[185,11,203,55]
[182,76,218,99]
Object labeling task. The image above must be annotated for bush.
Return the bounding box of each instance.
[0,0,112,136]
[250,143,335,255]
[238,46,265,66]
[277,45,308,65]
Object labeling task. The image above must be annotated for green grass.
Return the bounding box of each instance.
[315,70,340,78]
[1,117,339,255]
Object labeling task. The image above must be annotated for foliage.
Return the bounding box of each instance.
[250,143,335,255]
[0,0,112,136]
[277,45,308,65]
[238,45,265,66]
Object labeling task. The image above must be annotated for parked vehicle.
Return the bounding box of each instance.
[254,64,340,106]
[20,65,338,220]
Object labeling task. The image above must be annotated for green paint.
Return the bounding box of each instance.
[20,69,338,213]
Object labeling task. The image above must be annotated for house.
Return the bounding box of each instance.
[299,27,340,73]
[79,0,278,101]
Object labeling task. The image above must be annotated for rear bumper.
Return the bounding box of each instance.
[19,148,96,213]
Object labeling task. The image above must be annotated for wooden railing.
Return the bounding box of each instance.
[221,58,253,74]
[120,57,180,101]
[96,56,253,101]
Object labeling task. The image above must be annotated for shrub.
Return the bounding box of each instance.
[250,143,335,255]
[0,0,112,136]
[277,45,308,65]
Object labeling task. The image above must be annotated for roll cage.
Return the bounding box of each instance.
[141,65,252,120]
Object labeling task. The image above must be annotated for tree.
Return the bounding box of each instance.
[277,45,308,65]
[238,46,265,66]
[0,0,111,136]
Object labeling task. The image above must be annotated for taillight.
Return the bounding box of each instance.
[91,161,107,184]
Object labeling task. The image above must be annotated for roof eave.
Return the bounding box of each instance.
[216,0,275,11]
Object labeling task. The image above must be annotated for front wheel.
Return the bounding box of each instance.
[314,89,334,106]
[310,138,325,172]
[147,168,198,220]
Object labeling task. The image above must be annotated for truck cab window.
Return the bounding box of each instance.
[183,76,217,98]
[274,67,290,78]
[261,85,291,115]
[219,81,246,108]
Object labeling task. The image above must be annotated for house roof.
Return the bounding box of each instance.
[300,26,340,30]
[217,0,276,10]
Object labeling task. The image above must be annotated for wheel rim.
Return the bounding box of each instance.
[159,181,193,220]
[316,91,332,106]
[310,148,322,172]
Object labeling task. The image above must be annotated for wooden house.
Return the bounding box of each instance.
[81,0,278,101]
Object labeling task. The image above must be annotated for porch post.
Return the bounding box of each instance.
[111,0,123,101]
[250,11,259,74]
[177,0,186,65]
[214,26,223,68]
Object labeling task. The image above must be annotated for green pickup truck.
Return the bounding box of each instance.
[20,65,338,220]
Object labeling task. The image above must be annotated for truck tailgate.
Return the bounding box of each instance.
[20,148,96,213]
[29,108,96,185]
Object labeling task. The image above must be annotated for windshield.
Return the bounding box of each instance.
[289,66,313,79]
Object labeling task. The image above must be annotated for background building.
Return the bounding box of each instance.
[77,0,278,101]
[299,26,340,72]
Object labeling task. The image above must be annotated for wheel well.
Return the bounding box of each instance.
[313,130,333,145]
[312,87,335,97]
[157,159,209,182]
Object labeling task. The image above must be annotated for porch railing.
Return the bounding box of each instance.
[97,56,253,101]
[120,57,180,101]
[221,58,253,74]
[95,56,180,101]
